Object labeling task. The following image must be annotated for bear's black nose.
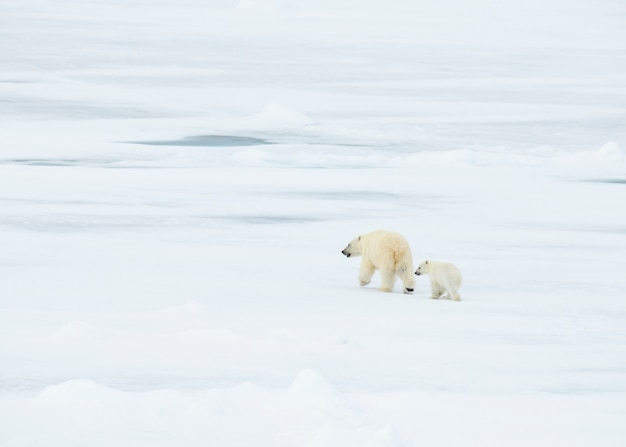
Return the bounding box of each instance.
[415,271,420,275]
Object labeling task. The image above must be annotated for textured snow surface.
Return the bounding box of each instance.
[1,0,626,446]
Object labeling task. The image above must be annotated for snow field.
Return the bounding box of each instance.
[2,160,625,446]
[2,0,626,445]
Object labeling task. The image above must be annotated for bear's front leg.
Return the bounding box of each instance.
[359,260,375,287]
[430,281,444,299]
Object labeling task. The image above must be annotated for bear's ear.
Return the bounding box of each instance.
[358,236,361,241]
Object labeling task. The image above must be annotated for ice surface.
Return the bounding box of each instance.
[1,0,626,446]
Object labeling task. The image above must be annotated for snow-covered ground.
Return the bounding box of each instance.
[1,1,626,446]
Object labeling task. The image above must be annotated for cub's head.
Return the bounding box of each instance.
[341,236,362,258]
[415,260,430,276]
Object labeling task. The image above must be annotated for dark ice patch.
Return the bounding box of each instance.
[584,179,626,184]
[200,215,320,225]
[598,179,626,184]
[0,159,116,167]
[2,159,82,167]
[282,191,406,200]
[130,135,271,147]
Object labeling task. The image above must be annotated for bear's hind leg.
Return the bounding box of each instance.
[379,267,396,292]
[449,288,461,301]
[397,265,415,294]
[359,260,376,287]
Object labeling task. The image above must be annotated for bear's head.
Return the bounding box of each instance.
[341,236,362,258]
[415,260,430,276]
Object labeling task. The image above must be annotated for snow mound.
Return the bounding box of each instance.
[37,380,125,405]
[386,142,626,177]
[289,369,336,396]
[597,141,623,160]
[246,103,313,129]
[554,141,626,177]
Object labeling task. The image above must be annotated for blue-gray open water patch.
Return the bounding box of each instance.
[1,159,83,167]
[586,179,626,184]
[129,135,271,147]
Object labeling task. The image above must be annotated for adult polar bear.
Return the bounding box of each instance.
[341,230,415,294]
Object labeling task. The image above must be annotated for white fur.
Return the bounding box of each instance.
[415,260,462,301]
[342,230,415,294]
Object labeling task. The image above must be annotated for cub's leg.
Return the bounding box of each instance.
[449,287,461,301]
[430,281,444,299]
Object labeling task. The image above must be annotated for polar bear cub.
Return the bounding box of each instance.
[341,230,415,294]
[415,260,462,301]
